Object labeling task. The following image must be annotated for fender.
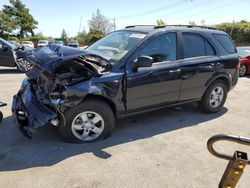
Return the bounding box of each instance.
[205,72,231,92]
[63,72,126,117]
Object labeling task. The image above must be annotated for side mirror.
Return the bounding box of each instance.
[133,56,153,71]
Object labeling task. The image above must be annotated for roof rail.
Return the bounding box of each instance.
[125,25,156,28]
[154,25,217,30]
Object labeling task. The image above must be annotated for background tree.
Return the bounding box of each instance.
[0,10,16,38]
[84,30,105,45]
[61,28,68,42]
[88,9,113,34]
[156,19,166,26]
[3,0,38,39]
[216,20,250,45]
[200,19,206,26]
[76,29,87,45]
[188,21,196,26]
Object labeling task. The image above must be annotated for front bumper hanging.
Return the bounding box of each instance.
[11,84,58,138]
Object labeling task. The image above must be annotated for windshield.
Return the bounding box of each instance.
[87,31,147,61]
[237,47,250,57]
[0,38,15,49]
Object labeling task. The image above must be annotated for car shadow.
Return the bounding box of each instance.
[0,103,228,172]
[0,68,21,74]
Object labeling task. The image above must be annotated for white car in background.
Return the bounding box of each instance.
[22,41,34,48]
[67,40,79,48]
[37,40,49,48]
[54,40,64,45]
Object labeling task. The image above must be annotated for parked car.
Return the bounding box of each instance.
[12,25,239,142]
[80,45,88,50]
[54,40,64,45]
[37,40,49,48]
[237,46,250,76]
[67,40,79,48]
[9,40,19,46]
[0,38,33,72]
[22,41,34,48]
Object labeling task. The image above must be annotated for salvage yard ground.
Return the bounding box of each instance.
[0,67,250,188]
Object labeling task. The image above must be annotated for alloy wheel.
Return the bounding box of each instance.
[209,86,224,108]
[71,111,105,141]
[16,59,32,72]
[239,65,247,76]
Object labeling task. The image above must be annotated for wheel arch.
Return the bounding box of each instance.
[83,94,117,118]
[205,75,231,92]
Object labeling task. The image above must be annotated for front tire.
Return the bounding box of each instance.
[199,80,228,113]
[59,99,115,143]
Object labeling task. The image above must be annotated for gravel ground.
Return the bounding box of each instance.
[0,67,250,188]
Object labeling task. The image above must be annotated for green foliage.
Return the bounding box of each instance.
[216,21,250,44]
[0,10,16,38]
[76,30,87,45]
[84,30,104,45]
[156,19,166,26]
[3,0,38,39]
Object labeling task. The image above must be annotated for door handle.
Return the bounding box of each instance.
[182,73,193,79]
[169,69,181,74]
[211,62,222,67]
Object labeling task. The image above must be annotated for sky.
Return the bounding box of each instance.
[0,0,249,38]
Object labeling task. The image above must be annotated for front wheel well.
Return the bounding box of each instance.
[83,94,117,117]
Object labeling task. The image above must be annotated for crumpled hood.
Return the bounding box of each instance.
[25,44,112,68]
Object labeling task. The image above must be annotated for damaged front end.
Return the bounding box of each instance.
[12,45,113,138]
[12,78,58,138]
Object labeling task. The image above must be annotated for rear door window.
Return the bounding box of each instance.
[213,34,236,54]
[182,33,215,58]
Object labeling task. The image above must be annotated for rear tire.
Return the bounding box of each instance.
[59,99,115,143]
[199,80,228,113]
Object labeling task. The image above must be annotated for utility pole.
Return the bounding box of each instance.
[78,16,83,33]
[113,18,116,31]
[78,16,82,41]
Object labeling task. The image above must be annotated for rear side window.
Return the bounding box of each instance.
[182,33,215,58]
[213,34,236,54]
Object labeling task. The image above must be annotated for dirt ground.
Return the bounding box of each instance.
[0,67,250,188]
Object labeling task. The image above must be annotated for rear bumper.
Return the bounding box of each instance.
[11,83,58,138]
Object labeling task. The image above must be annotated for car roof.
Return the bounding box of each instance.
[120,25,226,35]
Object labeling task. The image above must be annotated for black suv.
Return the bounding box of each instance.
[12,25,239,142]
